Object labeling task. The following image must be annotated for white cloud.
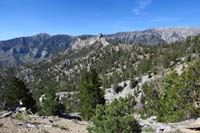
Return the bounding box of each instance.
[132,0,152,16]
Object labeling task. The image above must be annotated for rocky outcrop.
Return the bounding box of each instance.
[71,34,109,49]
[105,75,155,103]
[139,116,200,133]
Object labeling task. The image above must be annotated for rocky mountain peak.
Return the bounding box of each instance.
[97,33,103,39]
[33,33,51,40]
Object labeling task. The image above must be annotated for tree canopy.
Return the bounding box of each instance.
[4,77,36,112]
[78,69,105,120]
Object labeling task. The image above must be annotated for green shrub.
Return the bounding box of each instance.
[38,87,65,116]
[15,113,23,120]
[88,96,141,133]
[143,127,156,132]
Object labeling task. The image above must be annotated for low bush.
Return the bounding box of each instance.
[88,96,141,133]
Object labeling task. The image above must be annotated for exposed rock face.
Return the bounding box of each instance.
[105,75,155,103]
[71,35,109,49]
[154,27,200,43]
[105,27,200,45]
[0,27,200,67]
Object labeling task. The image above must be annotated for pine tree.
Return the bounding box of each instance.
[4,77,36,112]
[78,69,105,120]
[88,96,141,133]
[38,86,65,116]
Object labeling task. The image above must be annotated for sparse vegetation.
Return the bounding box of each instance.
[143,127,156,132]
[15,113,24,120]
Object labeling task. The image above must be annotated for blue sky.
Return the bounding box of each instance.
[0,0,200,40]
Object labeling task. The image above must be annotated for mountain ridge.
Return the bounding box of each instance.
[0,27,200,67]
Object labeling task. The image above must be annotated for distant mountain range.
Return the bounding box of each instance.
[0,27,200,67]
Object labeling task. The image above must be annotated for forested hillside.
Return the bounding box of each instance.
[1,33,200,132]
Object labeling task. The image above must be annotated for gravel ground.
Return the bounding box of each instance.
[0,114,88,133]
